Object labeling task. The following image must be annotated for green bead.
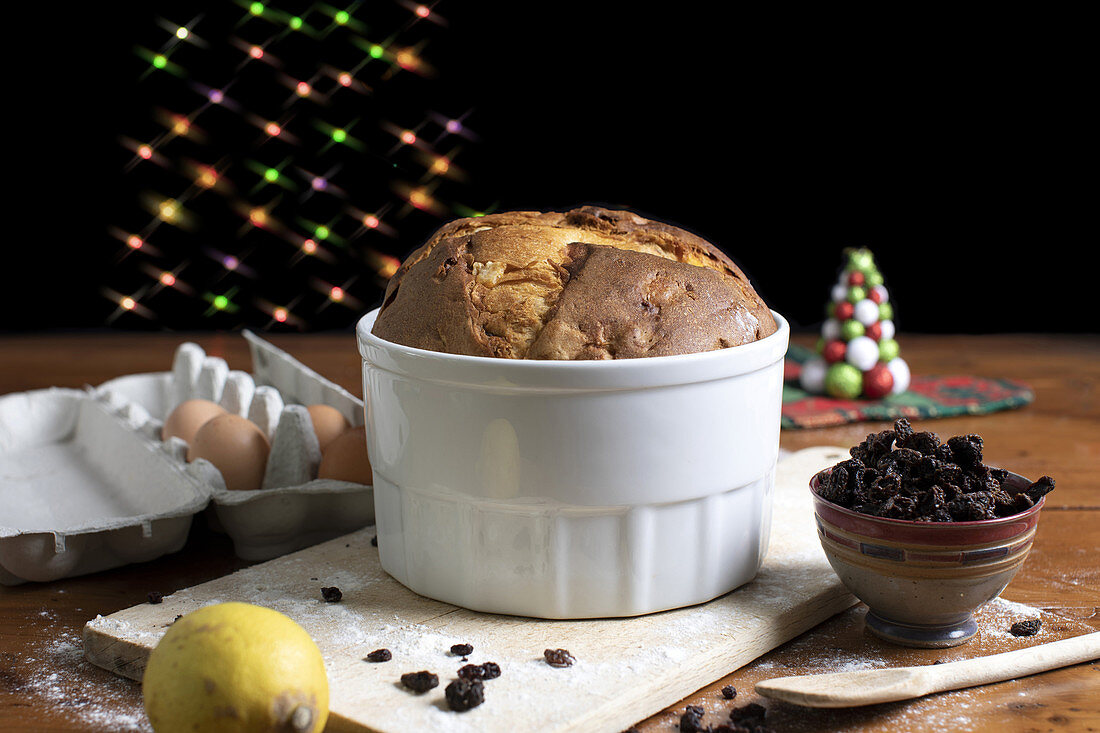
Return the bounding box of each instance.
[847,285,866,303]
[866,270,884,288]
[825,362,863,399]
[826,301,836,318]
[878,302,894,321]
[848,248,875,274]
[841,319,865,341]
[816,337,826,354]
[879,338,900,362]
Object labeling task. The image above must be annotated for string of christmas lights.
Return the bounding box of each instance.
[109,0,492,330]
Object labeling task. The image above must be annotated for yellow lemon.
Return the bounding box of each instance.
[142,602,329,733]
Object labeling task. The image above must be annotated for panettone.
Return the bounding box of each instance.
[370,206,777,359]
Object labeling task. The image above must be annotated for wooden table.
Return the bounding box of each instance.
[1,331,1097,731]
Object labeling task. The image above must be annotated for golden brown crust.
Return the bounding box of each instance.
[371,206,776,359]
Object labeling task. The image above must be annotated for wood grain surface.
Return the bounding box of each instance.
[1,331,1097,732]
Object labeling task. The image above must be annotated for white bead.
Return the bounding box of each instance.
[845,336,880,371]
[799,356,827,394]
[821,318,841,341]
[853,299,880,326]
[879,319,896,341]
[831,284,848,303]
[887,357,910,393]
[872,285,889,303]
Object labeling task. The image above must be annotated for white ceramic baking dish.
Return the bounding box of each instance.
[356,307,789,618]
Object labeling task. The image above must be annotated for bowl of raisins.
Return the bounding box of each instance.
[810,418,1055,648]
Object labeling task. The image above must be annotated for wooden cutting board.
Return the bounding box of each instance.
[83,446,856,733]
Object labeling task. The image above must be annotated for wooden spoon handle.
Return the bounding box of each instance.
[756,631,1100,708]
[932,631,1100,690]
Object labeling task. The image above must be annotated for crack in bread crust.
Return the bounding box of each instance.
[372,207,776,359]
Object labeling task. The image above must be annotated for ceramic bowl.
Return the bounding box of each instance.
[356,308,789,618]
[810,469,1045,647]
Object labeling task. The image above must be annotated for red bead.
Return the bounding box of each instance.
[822,340,847,364]
[869,287,885,304]
[865,321,883,341]
[862,364,894,399]
[834,301,854,321]
[848,271,866,287]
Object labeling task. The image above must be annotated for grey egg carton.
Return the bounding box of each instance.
[0,332,373,585]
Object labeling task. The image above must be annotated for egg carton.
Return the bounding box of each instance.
[0,333,373,585]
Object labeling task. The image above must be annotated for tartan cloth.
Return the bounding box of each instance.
[782,344,1034,430]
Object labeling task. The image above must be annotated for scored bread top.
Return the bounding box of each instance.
[370,206,777,359]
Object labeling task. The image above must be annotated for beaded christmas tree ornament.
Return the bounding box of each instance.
[799,247,911,399]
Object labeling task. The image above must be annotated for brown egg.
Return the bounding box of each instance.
[187,414,270,491]
[306,404,351,450]
[317,426,372,485]
[162,399,227,445]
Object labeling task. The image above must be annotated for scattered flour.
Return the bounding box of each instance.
[14,626,150,731]
[978,597,1045,640]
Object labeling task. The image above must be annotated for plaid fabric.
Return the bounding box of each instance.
[782,344,1034,430]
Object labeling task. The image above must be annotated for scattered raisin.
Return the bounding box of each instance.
[457,664,482,680]
[444,678,485,712]
[1010,618,1042,637]
[459,662,501,681]
[721,685,737,700]
[679,707,706,732]
[365,648,392,663]
[729,702,767,724]
[543,648,575,668]
[400,671,439,693]
[450,643,474,657]
[371,536,378,547]
[146,592,163,604]
[320,586,343,602]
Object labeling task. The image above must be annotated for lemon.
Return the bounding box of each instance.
[142,602,329,733]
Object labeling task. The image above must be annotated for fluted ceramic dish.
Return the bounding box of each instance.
[357,307,789,618]
[811,469,1045,647]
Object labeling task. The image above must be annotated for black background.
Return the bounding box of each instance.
[8,3,1092,335]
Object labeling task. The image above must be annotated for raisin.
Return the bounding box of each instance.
[947,434,984,467]
[680,705,706,732]
[543,648,575,667]
[146,592,163,604]
[729,701,767,723]
[371,535,378,547]
[320,586,343,602]
[1026,476,1056,502]
[365,649,392,663]
[444,678,484,711]
[851,428,897,465]
[721,685,737,700]
[1010,618,1041,637]
[450,643,474,657]
[1004,492,1035,515]
[400,671,439,693]
[457,662,500,681]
